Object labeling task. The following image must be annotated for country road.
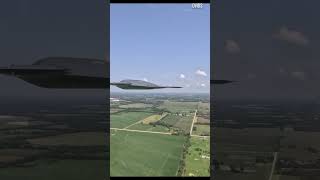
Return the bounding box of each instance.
[111,128,172,135]
[268,151,278,180]
[189,109,198,136]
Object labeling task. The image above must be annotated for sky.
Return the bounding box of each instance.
[0,0,107,101]
[212,0,320,101]
[110,3,210,93]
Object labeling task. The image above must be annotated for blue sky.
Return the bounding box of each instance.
[111,3,210,93]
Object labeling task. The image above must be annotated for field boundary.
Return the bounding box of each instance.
[111,128,172,135]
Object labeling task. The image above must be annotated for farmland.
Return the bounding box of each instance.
[110,130,185,176]
[159,114,194,133]
[184,136,210,176]
[110,92,210,177]
[192,124,210,136]
[158,101,198,113]
[111,111,153,128]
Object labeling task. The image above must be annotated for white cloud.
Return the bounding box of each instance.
[225,40,240,54]
[195,69,207,77]
[201,83,206,87]
[273,26,309,46]
[180,74,185,79]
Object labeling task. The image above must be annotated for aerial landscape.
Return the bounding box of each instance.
[110,92,210,176]
[110,3,211,177]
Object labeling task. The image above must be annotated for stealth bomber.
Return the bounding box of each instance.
[0,57,234,89]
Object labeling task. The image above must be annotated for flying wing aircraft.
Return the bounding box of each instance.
[0,57,234,89]
[111,79,182,89]
[0,57,108,89]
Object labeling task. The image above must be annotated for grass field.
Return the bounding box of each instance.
[159,101,198,113]
[127,123,170,132]
[27,132,106,146]
[196,116,210,124]
[110,108,124,114]
[184,136,210,177]
[198,102,210,115]
[160,114,193,132]
[0,160,107,180]
[192,124,210,136]
[110,130,186,176]
[111,111,153,128]
[142,113,167,124]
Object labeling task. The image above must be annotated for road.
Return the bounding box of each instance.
[111,128,172,135]
[191,134,209,138]
[189,109,198,136]
[268,151,278,180]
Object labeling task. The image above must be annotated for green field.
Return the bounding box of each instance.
[110,130,186,176]
[119,103,153,109]
[110,108,124,114]
[184,136,210,177]
[192,124,210,136]
[111,111,153,128]
[160,114,194,132]
[128,123,170,132]
[158,101,198,113]
[0,160,107,180]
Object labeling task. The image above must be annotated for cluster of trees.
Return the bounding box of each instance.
[177,136,191,176]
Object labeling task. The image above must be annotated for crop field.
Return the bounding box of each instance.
[192,124,210,136]
[110,108,124,114]
[198,102,210,115]
[111,111,153,128]
[119,103,153,109]
[27,132,106,146]
[142,113,167,124]
[184,136,210,177]
[110,130,186,176]
[158,101,198,113]
[160,114,194,132]
[0,160,107,180]
[196,116,210,124]
[127,123,170,132]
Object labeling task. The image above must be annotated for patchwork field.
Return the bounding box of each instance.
[111,111,153,128]
[196,116,210,124]
[110,130,186,176]
[160,114,194,133]
[119,103,153,109]
[110,96,210,177]
[127,123,170,132]
[184,136,210,177]
[142,113,167,124]
[198,102,210,115]
[110,108,124,114]
[158,101,198,113]
[192,124,210,136]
